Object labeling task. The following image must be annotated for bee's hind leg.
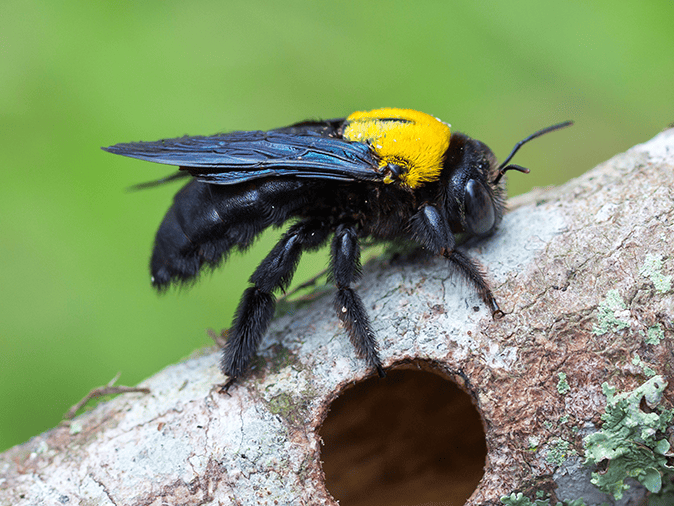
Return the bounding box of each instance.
[221,219,330,386]
[330,223,385,377]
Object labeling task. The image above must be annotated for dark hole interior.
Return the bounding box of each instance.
[319,367,487,506]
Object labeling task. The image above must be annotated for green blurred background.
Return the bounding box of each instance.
[1,0,673,452]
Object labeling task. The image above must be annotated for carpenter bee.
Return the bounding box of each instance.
[104,108,572,387]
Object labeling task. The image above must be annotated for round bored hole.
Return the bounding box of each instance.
[319,367,487,506]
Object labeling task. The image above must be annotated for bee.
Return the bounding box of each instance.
[104,108,572,388]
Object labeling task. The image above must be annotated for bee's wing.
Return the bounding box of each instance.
[103,129,382,185]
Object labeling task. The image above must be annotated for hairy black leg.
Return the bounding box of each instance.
[221,287,275,392]
[410,204,502,317]
[330,224,384,377]
[221,220,330,386]
[443,249,502,317]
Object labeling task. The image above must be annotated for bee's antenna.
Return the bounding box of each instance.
[492,121,573,185]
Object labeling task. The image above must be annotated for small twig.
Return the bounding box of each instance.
[207,328,228,348]
[63,372,150,420]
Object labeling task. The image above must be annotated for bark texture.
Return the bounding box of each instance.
[1,129,673,506]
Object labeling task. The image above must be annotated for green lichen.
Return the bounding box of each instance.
[592,290,630,336]
[557,372,571,395]
[265,387,313,426]
[648,477,674,506]
[639,254,672,294]
[69,420,83,435]
[632,353,657,377]
[528,436,540,452]
[546,438,576,466]
[501,492,543,506]
[583,375,674,500]
[645,324,665,345]
[267,392,293,416]
[500,492,587,506]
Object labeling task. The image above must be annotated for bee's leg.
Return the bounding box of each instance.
[444,249,502,317]
[330,224,385,377]
[221,219,329,387]
[410,204,502,317]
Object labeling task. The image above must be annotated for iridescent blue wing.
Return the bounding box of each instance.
[103,127,382,185]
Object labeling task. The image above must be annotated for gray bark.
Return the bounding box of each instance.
[1,129,673,506]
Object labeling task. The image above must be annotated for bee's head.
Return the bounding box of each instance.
[442,121,572,237]
[441,134,504,237]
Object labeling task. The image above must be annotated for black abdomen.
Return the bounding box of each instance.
[151,179,309,289]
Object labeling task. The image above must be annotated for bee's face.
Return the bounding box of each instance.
[443,135,503,237]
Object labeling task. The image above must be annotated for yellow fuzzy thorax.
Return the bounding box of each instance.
[343,108,451,189]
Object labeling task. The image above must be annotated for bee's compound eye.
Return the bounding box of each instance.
[464,179,495,235]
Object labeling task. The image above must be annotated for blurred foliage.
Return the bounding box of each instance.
[1,0,673,452]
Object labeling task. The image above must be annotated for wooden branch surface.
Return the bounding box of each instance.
[1,129,673,506]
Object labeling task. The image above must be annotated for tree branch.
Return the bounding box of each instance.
[1,129,673,506]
